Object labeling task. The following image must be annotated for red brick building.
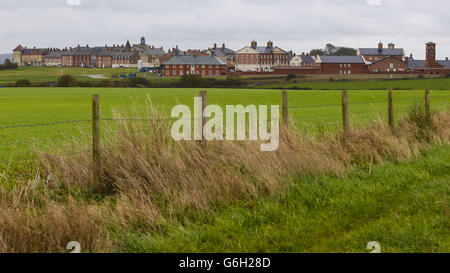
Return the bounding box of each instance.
[368,55,408,73]
[358,42,404,62]
[408,42,450,75]
[315,56,367,74]
[163,55,227,77]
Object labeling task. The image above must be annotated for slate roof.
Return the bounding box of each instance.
[163,55,226,65]
[301,55,315,63]
[437,60,450,68]
[407,59,450,69]
[143,48,165,55]
[317,56,365,64]
[358,48,404,56]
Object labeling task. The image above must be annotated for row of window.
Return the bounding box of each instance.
[339,64,352,68]
[169,65,220,69]
[339,70,352,74]
[165,70,220,76]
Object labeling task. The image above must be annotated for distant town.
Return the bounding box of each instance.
[11,37,450,76]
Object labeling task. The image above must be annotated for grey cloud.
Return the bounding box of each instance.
[0,0,449,59]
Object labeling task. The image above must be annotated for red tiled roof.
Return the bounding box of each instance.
[13,45,25,51]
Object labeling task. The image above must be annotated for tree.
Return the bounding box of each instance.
[309,49,325,56]
[335,47,357,56]
[0,59,18,70]
[56,74,78,87]
[324,43,338,55]
[15,79,31,87]
[310,44,357,56]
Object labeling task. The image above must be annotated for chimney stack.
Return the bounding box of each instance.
[267,40,273,48]
[446,57,449,61]
[378,42,383,53]
[214,43,217,49]
[388,43,395,49]
[222,43,225,49]
[251,40,257,49]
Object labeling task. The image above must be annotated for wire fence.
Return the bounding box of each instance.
[0,89,449,169]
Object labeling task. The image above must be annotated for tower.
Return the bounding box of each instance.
[425,42,436,68]
[140,36,146,46]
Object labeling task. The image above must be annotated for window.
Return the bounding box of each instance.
[340,64,343,68]
[216,71,219,76]
[202,65,205,68]
[179,71,183,76]
[348,71,351,74]
[209,70,212,76]
[348,64,351,68]
[202,71,205,76]
[173,71,176,75]
[344,64,347,68]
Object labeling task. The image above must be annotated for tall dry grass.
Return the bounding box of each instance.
[0,109,449,253]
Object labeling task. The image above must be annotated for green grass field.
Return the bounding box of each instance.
[0,87,449,163]
[0,67,150,85]
[0,85,449,253]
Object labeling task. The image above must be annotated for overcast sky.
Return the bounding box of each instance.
[1,0,449,59]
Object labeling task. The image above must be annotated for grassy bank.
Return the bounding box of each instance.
[120,145,450,253]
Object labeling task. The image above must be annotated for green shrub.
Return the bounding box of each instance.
[15,79,31,87]
[56,74,78,87]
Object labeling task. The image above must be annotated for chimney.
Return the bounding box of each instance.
[388,43,395,49]
[214,43,217,49]
[251,40,257,49]
[86,44,89,48]
[302,52,305,56]
[267,40,273,48]
[222,43,225,49]
[378,42,383,53]
[446,57,449,61]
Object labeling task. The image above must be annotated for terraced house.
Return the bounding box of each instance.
[162,54,227,77]
[235,40,289,72]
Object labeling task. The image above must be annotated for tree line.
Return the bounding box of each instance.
[309,43,357,56]
[0,59,18,70]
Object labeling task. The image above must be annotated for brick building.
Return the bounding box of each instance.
[235,40,289,72]
[163,55,227,77]
[13,45,48,67]
[208,43,236,69]
[358,42,404,63]
[367,55,408,73]
[315,56,367,74]
[408,42,450,75]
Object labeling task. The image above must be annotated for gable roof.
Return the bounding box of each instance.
[368,55,407,66]
[163,55,226,65]
[358,48,404,56]
[317,56,365,64]
[13,45,24,51]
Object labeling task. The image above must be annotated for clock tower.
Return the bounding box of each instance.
[425,42,436,68]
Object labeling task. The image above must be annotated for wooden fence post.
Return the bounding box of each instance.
[92,95,101,185]
[199,90,207,147]
[341,90,349,135]
[282,90,288,128]
[388,87,394,129]
[425,88,430,119]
